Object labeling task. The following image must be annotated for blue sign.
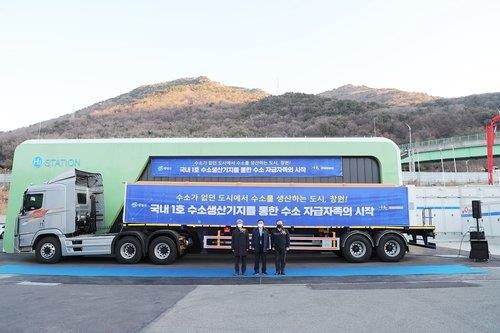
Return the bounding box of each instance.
[150,157,343,178]
[124,183,409,227]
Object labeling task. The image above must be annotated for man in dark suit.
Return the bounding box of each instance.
[272,219,290,275]
[231,219,249,275]
[251,219,269,275]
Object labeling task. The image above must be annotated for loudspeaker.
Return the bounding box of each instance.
[469,240,489,260]
[472,200,482,219]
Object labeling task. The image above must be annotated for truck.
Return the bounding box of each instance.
[4,137,436,264]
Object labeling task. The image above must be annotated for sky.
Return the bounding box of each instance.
[0,0,499,131]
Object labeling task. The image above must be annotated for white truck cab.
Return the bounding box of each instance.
[14,169,187,264]
[15,169,113,263]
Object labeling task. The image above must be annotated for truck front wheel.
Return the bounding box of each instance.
[342,234,372,263]
[148,236,177,265]
[115,236,142,264]
[35,236,62,264]
[377,234,406,262]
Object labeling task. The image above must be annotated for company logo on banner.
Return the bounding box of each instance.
[150,157,343,178]
[124,183,409,227]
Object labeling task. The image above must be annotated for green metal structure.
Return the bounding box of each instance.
[401,145,491,164]
[400,132,500,165]
[4,137,402,253]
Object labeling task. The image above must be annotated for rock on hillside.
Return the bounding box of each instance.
[318,84,438,106]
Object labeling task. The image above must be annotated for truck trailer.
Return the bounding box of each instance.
[5,138,436,264]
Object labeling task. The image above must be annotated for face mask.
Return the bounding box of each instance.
[258,224,264,228]
[237,223,243,228]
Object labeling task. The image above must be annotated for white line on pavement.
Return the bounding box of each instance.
[17,281,61,286]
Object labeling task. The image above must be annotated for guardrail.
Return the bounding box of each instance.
[400,132,485,152]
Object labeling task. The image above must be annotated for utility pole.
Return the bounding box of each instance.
[404,123,413,173]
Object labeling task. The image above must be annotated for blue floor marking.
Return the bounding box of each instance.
[0,264,485,278]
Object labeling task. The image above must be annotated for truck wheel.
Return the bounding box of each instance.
[148,236,177,265]
[342,234,372,263]
[115,236,142,264]
[377,234,406,262]
[35,236,62,264]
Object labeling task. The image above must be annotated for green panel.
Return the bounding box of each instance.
[4,137,401,253]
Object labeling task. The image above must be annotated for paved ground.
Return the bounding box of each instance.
[0,237,499,332]
[142,279,500,333]
[0,283,196,333]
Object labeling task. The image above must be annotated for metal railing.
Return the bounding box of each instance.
[400,132,485,152]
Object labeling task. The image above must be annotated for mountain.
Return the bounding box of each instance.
[318,84,438,106]
[0,77,499,169]
[77,76,268,116]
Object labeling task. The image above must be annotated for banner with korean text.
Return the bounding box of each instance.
[150,157,342,178]
[124,183,409,227]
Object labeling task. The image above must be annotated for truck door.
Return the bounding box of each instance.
[17,192,45,247]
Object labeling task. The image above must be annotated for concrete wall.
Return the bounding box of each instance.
[410,185,500,236]
[403,171,493,185]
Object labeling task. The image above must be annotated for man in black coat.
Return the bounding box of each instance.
[250,219,269,275]
[272,219,290,275]
[231,219,249,275]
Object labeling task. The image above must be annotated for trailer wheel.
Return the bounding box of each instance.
[377,234,406,262]
[342,234,372,263]
[148,236,177,265]
[35,236,62,264]
[115,236,142,264]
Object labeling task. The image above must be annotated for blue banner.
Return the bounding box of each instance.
[124,183,409,227]
[150,157,342,178]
